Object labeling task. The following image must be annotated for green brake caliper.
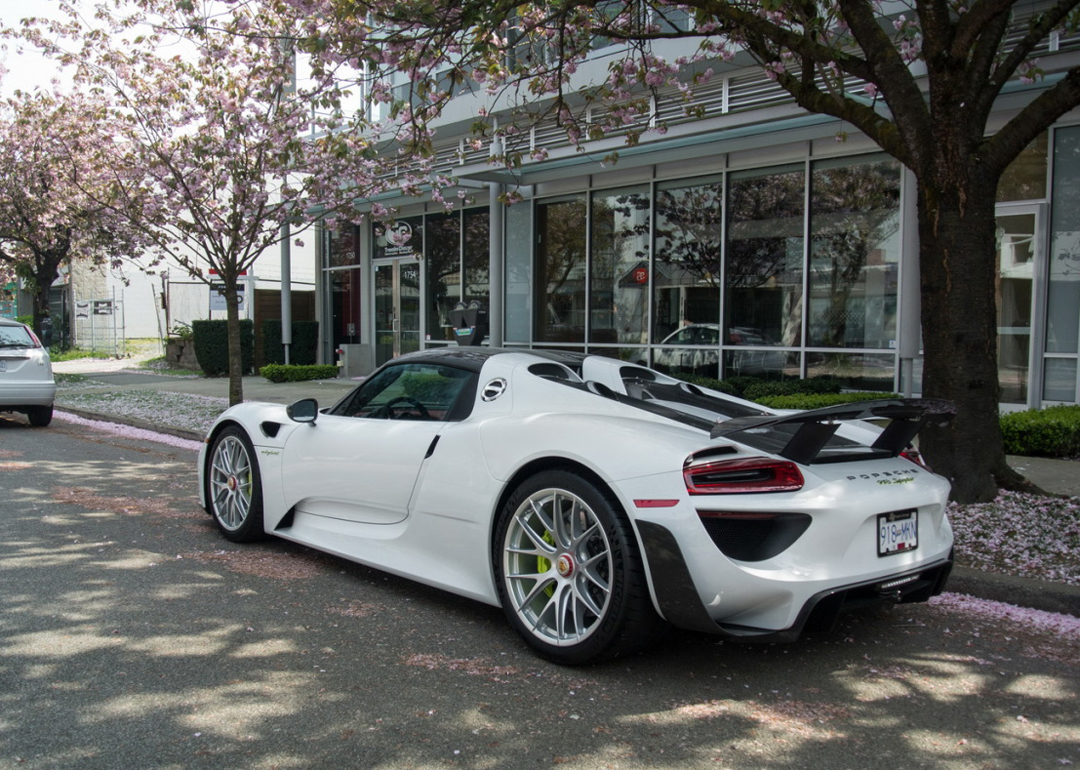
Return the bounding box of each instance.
[537,530,556,597]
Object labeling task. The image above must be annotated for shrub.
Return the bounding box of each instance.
[1000,405,1080,458]
[262,320,319,366]
[741,377,843,401]
[755,391,901,410]
[192,319,254,377]
[260,363,340,383]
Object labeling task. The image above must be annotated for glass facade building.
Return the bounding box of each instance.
[316,113,1079,408]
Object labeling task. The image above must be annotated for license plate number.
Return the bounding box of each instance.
[878,510,918,556]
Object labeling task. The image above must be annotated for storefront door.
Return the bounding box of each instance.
[374,260,421,366]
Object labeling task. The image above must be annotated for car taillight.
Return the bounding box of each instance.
[901,446,931,471]
[684,456,805,494]
[27,329,43,347]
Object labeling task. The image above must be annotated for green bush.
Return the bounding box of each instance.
[260,363,340,383]
[192,319,254,377]
[755,391,901,410]
[1000,405,1080,458]
[741,377,843,401]
[262,320,319,366]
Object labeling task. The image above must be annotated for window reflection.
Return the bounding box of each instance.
[590,187,650,345]
[808,158,901,349]
[463,209,491,318]
[535,197,587,343]
[725,167,805,372]
[424,212,461,341]
[806,352,896,391]
[653,179,722,343]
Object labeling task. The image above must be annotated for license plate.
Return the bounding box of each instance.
[878,509,918,556]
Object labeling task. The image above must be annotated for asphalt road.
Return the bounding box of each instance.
[1,414,1077,770]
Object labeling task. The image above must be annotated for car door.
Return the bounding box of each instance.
[278,362,473,525]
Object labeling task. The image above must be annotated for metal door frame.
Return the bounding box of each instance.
[374,258,421,366]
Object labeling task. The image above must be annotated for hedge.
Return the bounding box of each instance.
[262,320,320,366]
[755,391,901,410]
[191,319,255,377]
[677,374,845,400]
[260,363,340,383]
[1000,405,1080,458]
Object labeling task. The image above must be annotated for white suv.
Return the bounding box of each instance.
[0,318,56,427]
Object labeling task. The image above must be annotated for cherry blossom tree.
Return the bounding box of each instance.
[0,87,139,343]
[272,0,1080,503]
[16,0,445,405]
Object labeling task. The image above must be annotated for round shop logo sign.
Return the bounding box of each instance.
[379,221,416,256]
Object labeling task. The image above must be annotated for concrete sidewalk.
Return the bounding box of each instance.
[51,360,1080,618]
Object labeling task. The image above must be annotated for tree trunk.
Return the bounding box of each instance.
[224,278,244,406]
[914,177,1028,503]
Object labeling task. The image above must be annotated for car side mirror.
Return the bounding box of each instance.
[287,398,319,424]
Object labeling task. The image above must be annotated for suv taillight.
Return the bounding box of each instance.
[684,456,804,495]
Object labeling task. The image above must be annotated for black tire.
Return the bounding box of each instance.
[27,405,53,427]
[493,469,664,665]
[205,426,265,542]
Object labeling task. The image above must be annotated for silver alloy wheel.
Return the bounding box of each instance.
[503,487,613,646]
[209,434,253,531]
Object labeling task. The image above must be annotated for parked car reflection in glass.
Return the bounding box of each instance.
[631,323,789,379]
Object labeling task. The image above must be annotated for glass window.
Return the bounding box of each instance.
[374,216,423,260]
[589,187,650,345]
[806,351,896,391]
[725,167,805,353]
[535,196,587,343]
[653,179,722,344]
[334,363,474,421]
[463,209,490,313]
[998,133,1048,203]
[1043,358,1078,402]
[724,347,797,380]
[505,202,532,342]
[326,223,360,268]
[649,324,722,378]
[330,268,363,347]
[808,158,901,349]
[1048,126,1080,354]
[424,212,461,342]
[996,212,1036,404]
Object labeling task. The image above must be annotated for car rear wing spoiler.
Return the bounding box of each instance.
[710,398,956,465]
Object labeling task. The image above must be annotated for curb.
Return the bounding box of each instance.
[56,406,206,444]
[949,566,1080,617]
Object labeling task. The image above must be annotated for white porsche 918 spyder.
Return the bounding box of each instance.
[198,348,955,665]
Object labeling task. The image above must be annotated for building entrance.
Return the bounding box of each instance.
[374,260,421,366]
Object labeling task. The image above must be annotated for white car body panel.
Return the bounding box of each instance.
[198,348,955,644]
